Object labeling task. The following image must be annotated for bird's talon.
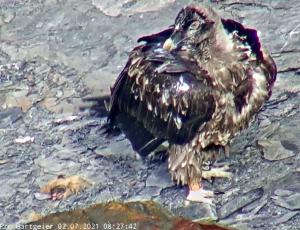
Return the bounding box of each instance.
[187,188,214,204]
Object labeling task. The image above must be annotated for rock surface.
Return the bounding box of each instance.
[29,201,234,230]
[0,0,300,229]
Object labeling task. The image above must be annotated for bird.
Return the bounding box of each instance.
[107,4,277,203]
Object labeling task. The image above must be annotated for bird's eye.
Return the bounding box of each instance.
[189,21,200,30]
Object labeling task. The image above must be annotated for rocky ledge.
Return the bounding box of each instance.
[0,0,300,229]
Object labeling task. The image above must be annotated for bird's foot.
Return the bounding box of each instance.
[187,187,214,204]
[187,181,214,204]
[202,164,232,180]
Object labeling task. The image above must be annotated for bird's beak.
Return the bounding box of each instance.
[163,38,176,51]
[163,29,182,52]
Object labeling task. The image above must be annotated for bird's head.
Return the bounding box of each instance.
[163,5,221,52]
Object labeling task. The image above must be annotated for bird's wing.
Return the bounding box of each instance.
[108,43,215,145]
[137,27,174,44]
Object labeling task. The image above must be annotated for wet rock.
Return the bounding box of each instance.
[218,188,264,219]
[257,139,296,161]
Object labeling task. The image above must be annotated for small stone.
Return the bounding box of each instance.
[54,115,79,124]
[0,160,9,165]
[14,136,35,144]
[3,11,15,23]
[56,90,64,98]
[36,22,44,28]
[94,147,114,158]
[34,192,50,201]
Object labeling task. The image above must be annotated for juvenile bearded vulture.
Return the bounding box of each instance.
[108,5,277,202]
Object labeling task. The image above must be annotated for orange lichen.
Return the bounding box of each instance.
[40,175,92,200]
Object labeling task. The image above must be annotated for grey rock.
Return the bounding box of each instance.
[272,193,300,210]
[274,189,294,197]
[138,186,162,199]
[0,107,23,128]
[259,121,280,139]
[257,139,296,161]
[93,188,121,203]
[0,0,300,228]
[95,138,136,159]
[218,188,264,219]
[243,211,300,228]
[94,146,115,158]
[34,155,80,173]
[146,163,173,189]
[3,10,15,23]
[241,195,268,214]
[175,203,218,221]
[92,0,175,17]
[259,118,271,128]
[273,211,300,225]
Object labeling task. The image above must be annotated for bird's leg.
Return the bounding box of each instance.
[168,143,231,204]
[186,164,232,203]
[201,145,232,180]
[186,145,232,203]
[187,179,214,204]
[202,164,232,180]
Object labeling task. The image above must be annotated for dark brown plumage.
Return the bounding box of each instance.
[108,5,277,202]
